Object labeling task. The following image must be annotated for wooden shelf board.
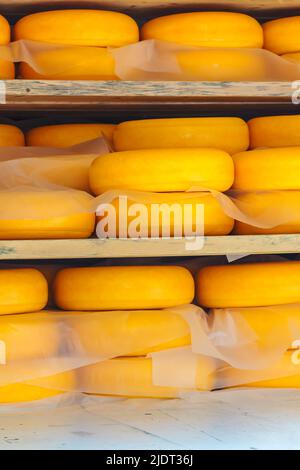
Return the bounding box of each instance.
[0,80,295,111]
[0,234,299,260]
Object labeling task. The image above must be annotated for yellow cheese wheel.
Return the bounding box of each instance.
[113,118,249,154]
[99,192,234,237]
[234,191,300,235]
[78,356,216,398]
[18,46,117,80]
[54,265,195,310]
[197,261,300,308]
[68,309,191,357]
[26,123,116,147]
[211,305,300,353]
[0,268,47,315]
[0,372,75,404]
[0,311,59,362]
[281,52,300,64]
[0,124,25,146]
[141,12,263,48]
[248,115,300,149]
[233,147,300,190]
[14,10,139,46]
[89,148,234,195]
[0,15,10,45]
[244,352,300,388]
[263,16,300,55]
[0,190,95,239]
[176,49,268,81]
[0,61,14,79]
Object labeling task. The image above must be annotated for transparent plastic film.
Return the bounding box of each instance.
[2,40,300,81]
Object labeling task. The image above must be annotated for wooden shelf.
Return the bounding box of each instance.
[2,0,300,15]
[0,235,299,260]
[0,80,295,112]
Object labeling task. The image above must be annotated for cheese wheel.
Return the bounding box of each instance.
[68,310,191,357]
[263,16,300,55]
[249,115,300,149]
[234,191,300,235]
[211,305,300,353]
[0,15,10,45]
[26,123,116,147]
[19,46,117,80]
[176,49,268,81]
[0,268,47,315]
[78,356,216,398]
[197,261,300,308]
[14,10,139,47]
[281,52,300,64]
[99,192,234,237]
[141,12,263,48]
[233,147,300,190]
[89,148,234,195]
[113,118,249,154]
[0,190,95,239]
[0,372,74,404]
[0,311,59,362]
[244,352,300,388]
[54,265,195,311]
[0,61,14,79]
[0,124,25,147]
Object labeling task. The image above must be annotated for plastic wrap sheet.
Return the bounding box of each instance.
[2,39,300,81]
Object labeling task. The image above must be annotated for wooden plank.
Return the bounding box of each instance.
[0,80,296,111]
[0,235,299,260]
[1,0,300,15]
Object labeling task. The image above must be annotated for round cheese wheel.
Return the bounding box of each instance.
[248,115,300,149]
[0,190,95,239]
[26,123,116,147]
[141,12,263,48]
[14,10,139,47]
[0,61,14,79]
[54,265,195,310]
[0,15,10,45]
[234,191,300,235]
[232,147,300,190]
[0,372,74,404]
[197,261,300,308]
[176,49,268,81]
[0,311,59,362]
[78,356,216,398]
[263,16,300,55]
[89,148,234,195]
[113,117,249,154]
[281,52,300,64]
[68,309,191,357]
[98,192,234,237]
[0,268,47,315]
[18,46,117,80]
[0,124,25,146]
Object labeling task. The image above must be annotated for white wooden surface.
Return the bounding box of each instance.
[0,390,300,450]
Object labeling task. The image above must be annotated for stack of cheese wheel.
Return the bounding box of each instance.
[53,265,215,397]
[90,131,235,237]
[13,10,139,79]
[233,114,300,235]
[0,124,25,146]
[263,16,300,64]
[0,190,95,240]
[141,12,265,80]
[0,15,14,79]
[197,261,300,388]
[0,269,73,404]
